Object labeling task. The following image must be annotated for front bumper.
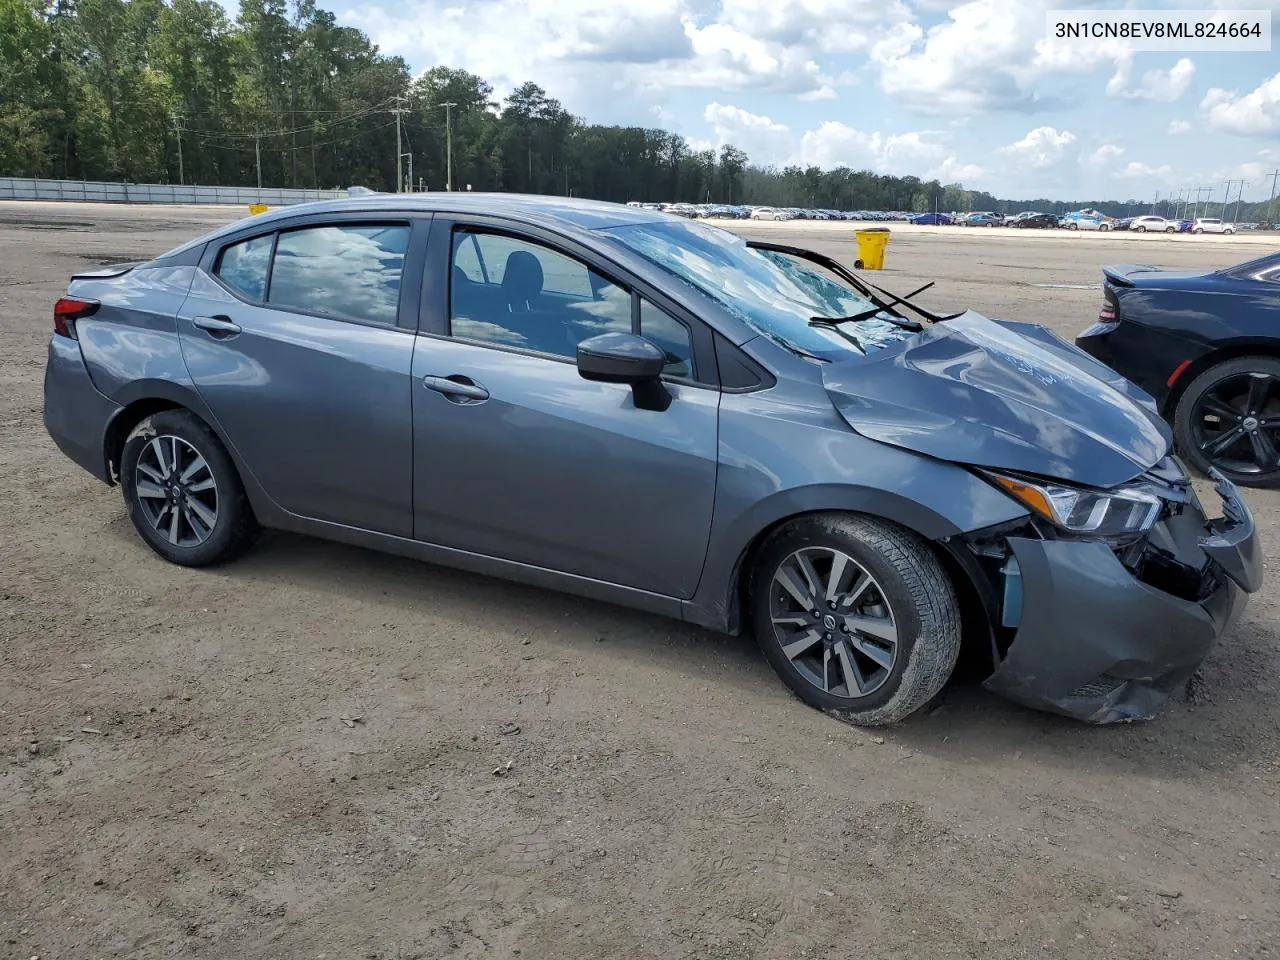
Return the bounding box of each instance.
[983,471,1260,723]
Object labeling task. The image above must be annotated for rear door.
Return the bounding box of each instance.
[409,215,720,599]
[178,213,428,536]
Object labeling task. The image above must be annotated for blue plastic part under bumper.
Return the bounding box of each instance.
[43,335,122,484]
[984,474,1260,723]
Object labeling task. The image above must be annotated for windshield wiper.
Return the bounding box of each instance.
[762,331,830,363]
[810,281,932,332]
[806,319,871,350]
[747,240,966,327]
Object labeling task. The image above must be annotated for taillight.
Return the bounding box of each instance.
[53,297,98,338]
[1098,301,1117,321]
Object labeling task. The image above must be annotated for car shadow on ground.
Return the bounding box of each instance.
[121,523,1280,784]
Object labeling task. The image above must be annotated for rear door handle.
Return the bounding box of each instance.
[423,375,490,403]
[193,315,242,338]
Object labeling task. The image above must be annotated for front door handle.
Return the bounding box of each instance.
[193,315,242,338]
[423,375,490,403]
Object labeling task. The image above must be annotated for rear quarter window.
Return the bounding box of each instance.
[215,234,273,301]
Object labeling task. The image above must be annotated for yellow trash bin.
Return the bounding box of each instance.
[854,227,890,270]
[248,203,269,215]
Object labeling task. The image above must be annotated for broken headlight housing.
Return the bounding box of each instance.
[984,472,1162,539]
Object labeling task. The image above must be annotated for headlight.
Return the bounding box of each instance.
[985,472,1162,538]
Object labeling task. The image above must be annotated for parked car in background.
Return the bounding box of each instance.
[1112,218,1134,232]
[1130,216,1176,233]
[1013,213,1059,229]
[1193,218,1236,235]
[910,212,954,225]
[750,207,781,221]
[43,194,1261,725]
[965,212,1003,227]
[1061,212,1111,231]
[1077,250,1280,485]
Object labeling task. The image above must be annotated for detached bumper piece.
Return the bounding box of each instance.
[984,471,1260,723]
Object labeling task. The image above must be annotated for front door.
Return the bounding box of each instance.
[179,219,421,536]
[411,223,719,599]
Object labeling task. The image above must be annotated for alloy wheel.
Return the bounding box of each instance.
[768,547,898,700]
[1192,372,1280,475]
[134,435,220,546]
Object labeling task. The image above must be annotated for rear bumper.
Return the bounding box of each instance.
[43,335,121,484]
[983,473,1260,723]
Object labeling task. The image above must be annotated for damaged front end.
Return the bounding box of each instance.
[960,459,1261,723]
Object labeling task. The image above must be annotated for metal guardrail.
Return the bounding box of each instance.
[0,178,345,205]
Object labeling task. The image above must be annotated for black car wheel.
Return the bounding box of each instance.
[751,514,960,726]
[1135,225,1147,233]
[120,409,260,565]
[1165,226,1176,233]
[1174,357,1280,486]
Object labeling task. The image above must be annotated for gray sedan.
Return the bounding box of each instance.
[43,195,1260,724]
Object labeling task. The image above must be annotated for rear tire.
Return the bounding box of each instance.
[120,410,260,566]
[1193,228,1204,234]
[750,514,961,726]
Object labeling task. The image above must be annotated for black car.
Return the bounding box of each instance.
[1013,213,1058,229]
[1076,251,1280,485]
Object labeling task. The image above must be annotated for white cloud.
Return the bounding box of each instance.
[702,106,980,181]
[703,103,793,161]
[872,0,1129,113]
[1085,144,1125,168]
[1202,72,1280,137]
[997,126,1077,169]
[718,0,913,54]
[1107,58,1195,103]
[1116,161,1174,180]
[1167,119,1192,134]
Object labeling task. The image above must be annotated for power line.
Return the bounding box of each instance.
[180,99,395,142]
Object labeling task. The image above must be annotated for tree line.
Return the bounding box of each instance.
[2,0,1277,224]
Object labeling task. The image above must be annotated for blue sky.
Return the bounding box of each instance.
[324,0,1280,202]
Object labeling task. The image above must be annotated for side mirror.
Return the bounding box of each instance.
[577,332,671,412]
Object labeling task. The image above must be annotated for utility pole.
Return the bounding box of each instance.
[1266,169,1280,225]
[172,114,184,187]
[1192,186,1211,220]
[392,96,409,192]
[440,102,457,191]
[1231,180,1248,225]
[255,134,262,189]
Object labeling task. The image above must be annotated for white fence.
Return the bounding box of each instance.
[0,178,345,205]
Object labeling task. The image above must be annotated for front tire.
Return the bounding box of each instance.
[1173,356,1280,487]
[1136,225,1147,233]
[750,514,961,726]
[120,410,260,566]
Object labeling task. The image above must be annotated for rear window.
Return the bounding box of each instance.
[268,223,409,326]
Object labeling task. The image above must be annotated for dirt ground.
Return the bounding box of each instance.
[2,202,1278,960]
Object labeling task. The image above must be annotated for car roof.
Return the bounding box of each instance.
[237,193,670,234]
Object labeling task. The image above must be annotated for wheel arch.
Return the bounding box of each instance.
[1163,340,1280,418]
[101,381,284,527]
[704,504,1001,679]
[685,482,1015,641]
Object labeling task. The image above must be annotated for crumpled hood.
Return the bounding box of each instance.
[822,311,1171,488]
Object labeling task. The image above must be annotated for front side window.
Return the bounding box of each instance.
[449,230,630,358]
[268,223,409,326]
[215,234,273,301]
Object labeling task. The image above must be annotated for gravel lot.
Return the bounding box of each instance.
[2,202,1278,960]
